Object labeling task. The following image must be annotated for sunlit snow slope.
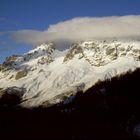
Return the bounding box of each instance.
[0,40,140,107]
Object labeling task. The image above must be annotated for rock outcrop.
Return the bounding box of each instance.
[0,87,26,107]
[64,41,140,67]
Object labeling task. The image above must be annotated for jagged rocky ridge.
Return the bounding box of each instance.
[64,40,140,66]
[0,40,140,107]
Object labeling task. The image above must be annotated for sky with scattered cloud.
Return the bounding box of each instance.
[0,0,140,63]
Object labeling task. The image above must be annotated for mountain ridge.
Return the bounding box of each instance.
[0,40,140,107]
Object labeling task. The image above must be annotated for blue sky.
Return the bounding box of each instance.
[0,0,140,63]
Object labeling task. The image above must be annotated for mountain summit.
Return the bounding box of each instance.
[0,40,140,107]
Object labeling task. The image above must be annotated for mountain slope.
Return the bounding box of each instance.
[0,40,140,107]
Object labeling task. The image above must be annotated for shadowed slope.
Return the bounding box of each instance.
[0,68,140,139]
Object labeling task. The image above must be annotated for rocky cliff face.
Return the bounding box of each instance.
[64,40,140,66]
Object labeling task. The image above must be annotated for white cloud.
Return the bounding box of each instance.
[11,30,47,44]
[11,15,140,48]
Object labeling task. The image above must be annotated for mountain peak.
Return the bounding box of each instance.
[0,40,140,107]
[27,43,55,55]
[23,42,55,61]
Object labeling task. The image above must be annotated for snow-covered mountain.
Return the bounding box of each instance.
[0,40,140,107]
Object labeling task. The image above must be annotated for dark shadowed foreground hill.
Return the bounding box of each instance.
[0,68,140,139]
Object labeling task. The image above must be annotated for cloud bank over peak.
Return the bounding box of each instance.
[11,15,140,46]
